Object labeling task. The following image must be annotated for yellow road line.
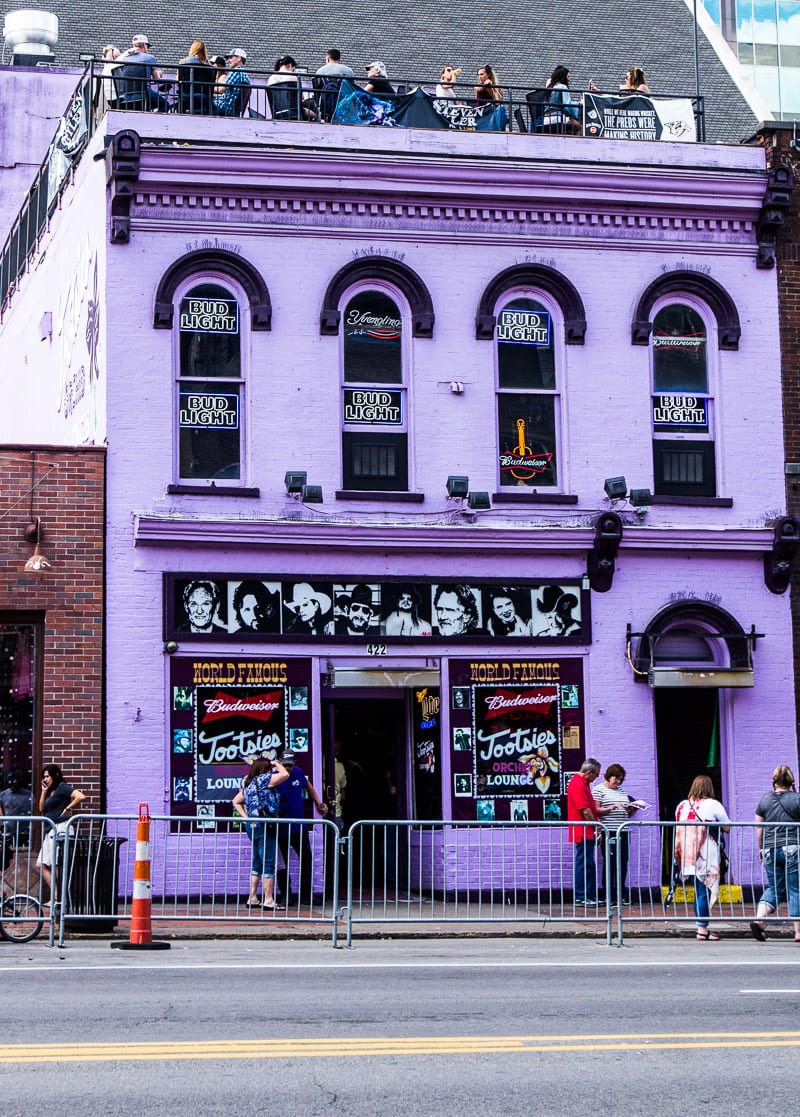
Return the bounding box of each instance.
[2,1032,800,1064]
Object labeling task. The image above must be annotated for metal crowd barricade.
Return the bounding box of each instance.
[0,815,57,946]
[609,820,799,945]
[57,814,342,946]
[344,820,615,947]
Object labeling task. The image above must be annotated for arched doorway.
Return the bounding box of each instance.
[630,602,755,818]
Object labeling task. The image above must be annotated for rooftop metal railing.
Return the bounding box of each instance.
[0,58,705,316]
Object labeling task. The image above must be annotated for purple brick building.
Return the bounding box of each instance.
[0,75,795,857]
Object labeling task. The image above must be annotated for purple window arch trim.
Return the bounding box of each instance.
[319,256,434,337]
[631,271,741,350]
[474,264,587,344]
[153,249,272,330]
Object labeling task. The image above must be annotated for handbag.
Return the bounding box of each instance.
[255,774,281,819]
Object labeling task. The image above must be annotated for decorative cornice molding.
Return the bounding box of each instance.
[106,129,141,244]
[128,190,756,245]
[133,513,774,555]
[756,164,795,270]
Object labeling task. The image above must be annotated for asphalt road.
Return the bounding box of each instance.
[1,936,799,1116]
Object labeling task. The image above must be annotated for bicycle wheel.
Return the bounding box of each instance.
[0,895,44,943]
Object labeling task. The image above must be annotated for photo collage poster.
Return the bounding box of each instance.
[449,658,585,822]
[169,656,313,821]
[166,576,588,644]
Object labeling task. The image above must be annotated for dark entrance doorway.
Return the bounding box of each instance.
[322,694,407,890]
[323,695,407,829]
[654,688,721,820]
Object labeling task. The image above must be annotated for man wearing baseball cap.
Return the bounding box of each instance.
[116,34,169,112]
[213,47,251,116]
[274,749,328,907]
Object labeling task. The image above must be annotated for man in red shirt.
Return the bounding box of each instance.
[567,758,601,905]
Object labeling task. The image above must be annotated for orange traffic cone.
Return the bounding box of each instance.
[111,802,170,951]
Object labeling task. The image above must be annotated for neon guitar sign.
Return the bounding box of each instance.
[498,418,553,481]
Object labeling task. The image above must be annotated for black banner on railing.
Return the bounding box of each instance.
[583,94,696,142]
[332,80,508,132]
[46,74,91,205]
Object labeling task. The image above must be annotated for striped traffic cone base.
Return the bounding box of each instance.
[111,802,170,951]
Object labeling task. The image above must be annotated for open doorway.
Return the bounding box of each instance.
[655,688,721,821]
[323,696,408,830]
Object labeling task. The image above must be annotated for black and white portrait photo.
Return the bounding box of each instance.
[381,585,432,637]
[334,583,381,637]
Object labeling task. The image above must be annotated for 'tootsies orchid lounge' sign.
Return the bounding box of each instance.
[449,658,586,821]
[168,656,312,818]
[474,685,560,797]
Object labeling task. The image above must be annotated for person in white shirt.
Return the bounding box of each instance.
[593,764,645,907]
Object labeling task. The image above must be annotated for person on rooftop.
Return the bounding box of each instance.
[475,63,503,102]
[315,48,354,120]
[116,34,169,112]
[268,55,318,120]
[620,66,651,94]
[316,47,355,79]
[543,64,581,134]
[436,64,462,98]
[213,47,251,117]
[364,61,395,95]
[177,40,215,114]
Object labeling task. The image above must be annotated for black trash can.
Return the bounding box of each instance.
[61,836,127,933]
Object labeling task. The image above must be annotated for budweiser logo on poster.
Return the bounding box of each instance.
[474,685,561,796]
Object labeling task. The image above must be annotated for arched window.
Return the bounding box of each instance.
[651,300,716,497]
[495,293,561,489]
[341,287,408,491]
[176,280,244,483]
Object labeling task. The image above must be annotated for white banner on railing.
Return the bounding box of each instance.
[583,94,696,142]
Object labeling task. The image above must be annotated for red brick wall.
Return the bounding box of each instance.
[0,446,105,806]
[757,126,800,737]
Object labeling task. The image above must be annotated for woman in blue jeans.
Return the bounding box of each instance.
[750,764,800,943]
[675,775,731,941]
[232,757,289,909]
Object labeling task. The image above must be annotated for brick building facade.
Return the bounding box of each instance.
[0,446,105,805]
[0,77,796,894]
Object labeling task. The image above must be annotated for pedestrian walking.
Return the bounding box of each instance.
[674,775,730,940]
[750,764,800,943]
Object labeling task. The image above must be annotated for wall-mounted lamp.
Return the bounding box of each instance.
[22,517,52,573]
[284,470,307,494]
[629,488,653,510]
[285,470,323,504]
[446,475,470,498]
[467,491,491,511]
[164,641,179,654]
[603,476,627,501]
[450,381,465,394]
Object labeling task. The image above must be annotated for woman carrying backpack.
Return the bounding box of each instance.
[750,764,800,943]
[674,774,731,940]
[232,757,289,909]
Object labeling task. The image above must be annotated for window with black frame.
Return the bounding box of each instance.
[496,296,559,489]
[651,303,716,498]
[177,282,243,482]
[341,289,408,491]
